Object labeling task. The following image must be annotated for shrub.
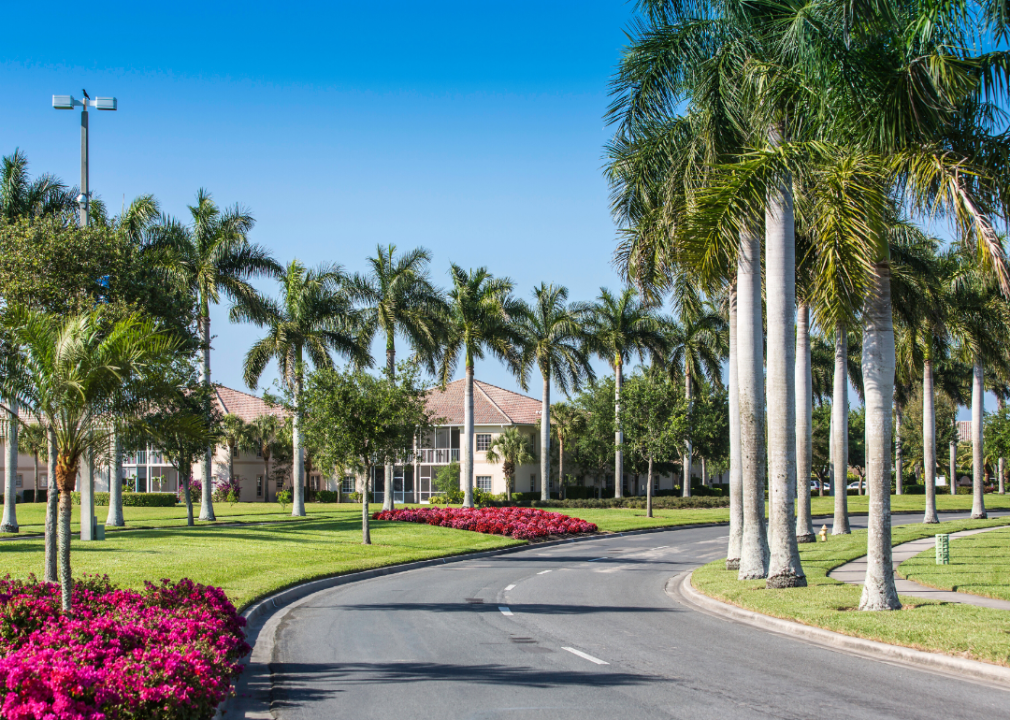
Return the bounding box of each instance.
[71,492,177,508]
[213,476,243,503]
[561,486,596,500]
[524,496,729,510]
[374,506,597,539]
[315,490,339,503]
[276,489,292,508]
[176,477,202,504]
[0,575,249,720]
[21,490,46,503]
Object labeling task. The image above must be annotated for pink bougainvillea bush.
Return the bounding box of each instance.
[373,506,597,540]
[0,575,249,720]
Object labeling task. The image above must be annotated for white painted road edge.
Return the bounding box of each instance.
[670,571,1010,689]
[562,647,610,665]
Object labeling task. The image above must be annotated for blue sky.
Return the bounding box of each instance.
[3,1,980,418]
[4,1,637,399]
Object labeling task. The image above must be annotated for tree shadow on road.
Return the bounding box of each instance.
[269,660,666,708]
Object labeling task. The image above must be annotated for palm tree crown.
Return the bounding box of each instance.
[351,244,447,377]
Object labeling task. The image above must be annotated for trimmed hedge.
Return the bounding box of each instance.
[515,496,729,510]
[21,490,47,503]
[70,492,178,507]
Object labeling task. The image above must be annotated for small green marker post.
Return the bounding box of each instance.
[935,534,950,565]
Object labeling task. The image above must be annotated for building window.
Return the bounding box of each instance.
[256,476,263,497]
[342,476,355,493]
[476,476,492,492]
[15,475,22,488]
[530,474,536,491]
[475,434,491,452]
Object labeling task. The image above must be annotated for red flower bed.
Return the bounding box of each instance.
[0,575,249,720]
[372,506,597,540]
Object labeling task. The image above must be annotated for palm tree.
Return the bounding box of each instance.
[350,245,447,511]
[221,414,254,484]
[586,288,665,500]
[248,414,282,502]
[516,284,595,502]
[19,423,47,502]
[1,308,180,609]
[550,401,581,499]
[234,260,371,517]
[946,251,1010,520]
[150,189,278,521]
[485,427,536,501]
[0,149,76,224]
[438,265,523,508]
[663,286,726,498]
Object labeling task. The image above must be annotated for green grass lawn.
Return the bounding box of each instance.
[1,512,520,611]
[899,526,1010,603]
[0,501,405,537]
[692,517,1010,667]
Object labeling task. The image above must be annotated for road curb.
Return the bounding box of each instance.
[217,520,730,718]
[668,571,1010,689]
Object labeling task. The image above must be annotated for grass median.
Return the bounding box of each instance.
[1,511,521,611]
[692,517,1010,667]
[899,526,1010,603]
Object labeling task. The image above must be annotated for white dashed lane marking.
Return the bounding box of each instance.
[499,606,514,616]
[562,647,609,665]
[504,584,516,592]
[537,570,552,575]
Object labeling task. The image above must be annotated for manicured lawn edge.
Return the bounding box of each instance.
[690,517,1010,668]
[897,526,1010,603]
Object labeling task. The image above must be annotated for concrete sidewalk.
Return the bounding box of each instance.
[829,525,1010,610]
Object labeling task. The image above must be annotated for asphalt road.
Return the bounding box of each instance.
[269,512,1010,720]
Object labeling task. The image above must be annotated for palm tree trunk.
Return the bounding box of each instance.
[44,429,58,583]
[383,342,397,512]
[895,406,904,495]
[182,467,194,526]
[727,284,743,570]
[362,464,372,545]
[56,458,78,611]
[33,455,39,503]
[922,358,939,523]
[832,326,850,534]
[795,303,815,543]
[765,168,804,589]
[682,371,693,498]
[559,436,565,501]
[264,456,271,502]
[737,227,769,580]
[950,438,957,496]
[292,359,306,518]
[858,262,900,611]
[106,430,125,527]
[1000,457,1005,495]
[971,359,987,519]
[199,315,216,521]
[2,400,20,533]
[614,359,624,499]
[646,455,654,518]
[540,372,551,502]
[701,457,707,486]
[463,363,475,508]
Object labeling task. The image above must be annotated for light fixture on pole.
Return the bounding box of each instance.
[52,91,117,227]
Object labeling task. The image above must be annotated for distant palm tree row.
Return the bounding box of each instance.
[605,0,1010,610]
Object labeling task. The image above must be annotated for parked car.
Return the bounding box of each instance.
[810,480,830,492]
[847,481,862,490]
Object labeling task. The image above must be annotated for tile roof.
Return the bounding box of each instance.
[214,385,288,423]
[425,379,542,426]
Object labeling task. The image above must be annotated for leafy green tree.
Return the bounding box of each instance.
[301,364,433,544]
[18,422,48,501]
[550,401,582,497]
[221,414,254,484]
[516,283,594,502]
[622,372,688,517]
[586,287,665,499]
[350,244,447,510]
[568,378,617,497]
[485,427,536,501]
[235,260,371,518]
[985,408,1010,494]
[438,265,523,508]
[433,461,461,499]
[1,308,182,609]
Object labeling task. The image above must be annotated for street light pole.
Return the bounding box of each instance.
[52,93,117,227]
[80,102,89,226]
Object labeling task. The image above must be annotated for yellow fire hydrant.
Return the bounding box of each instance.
[818,525,828,542]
